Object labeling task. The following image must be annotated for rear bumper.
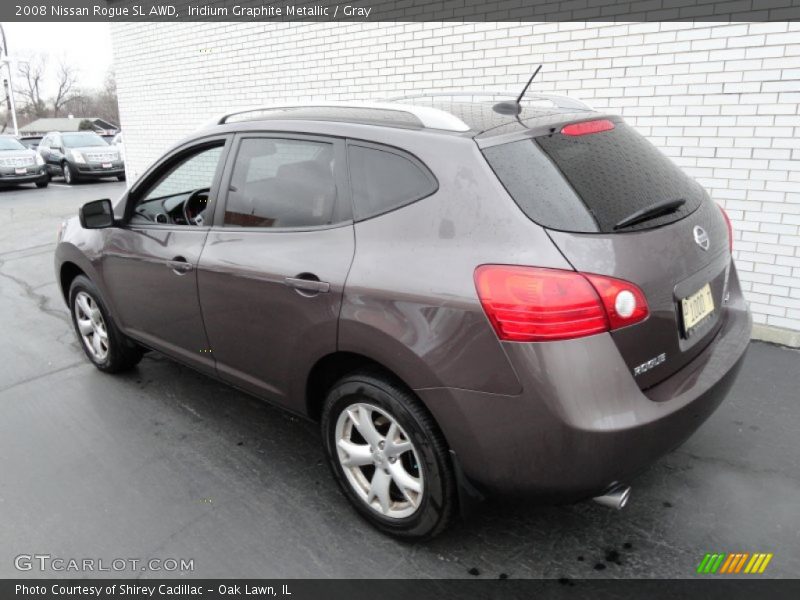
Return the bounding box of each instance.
[418,268,751,500]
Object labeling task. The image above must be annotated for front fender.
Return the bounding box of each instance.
[54,219,121,324]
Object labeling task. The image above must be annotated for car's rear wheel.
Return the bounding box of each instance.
[321,372,456,539]
[68,275,142,373]
[62,162,76,185]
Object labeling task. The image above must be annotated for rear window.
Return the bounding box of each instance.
[483,120,706,233]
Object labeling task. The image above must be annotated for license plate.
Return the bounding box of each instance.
[15,167,26,174]
[102,162,112,169]
[681,283,715,335]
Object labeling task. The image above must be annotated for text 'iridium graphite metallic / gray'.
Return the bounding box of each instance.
[54,94,751,538]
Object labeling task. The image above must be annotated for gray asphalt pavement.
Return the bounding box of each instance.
[1,181,798,579]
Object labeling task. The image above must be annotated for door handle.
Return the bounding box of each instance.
[167,256,193,275]
[285,276,330,294]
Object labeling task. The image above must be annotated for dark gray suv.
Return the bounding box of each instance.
[38,131,125,184]
[54,96,751,538]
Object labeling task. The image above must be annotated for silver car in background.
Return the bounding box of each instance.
[0,135,48,188]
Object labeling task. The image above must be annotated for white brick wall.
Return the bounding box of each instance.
[110,22,800,333]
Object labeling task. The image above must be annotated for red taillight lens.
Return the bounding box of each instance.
[718,204,733,253]
[560,119,615,136]
[474,266,649,342]
[583,274,649,330]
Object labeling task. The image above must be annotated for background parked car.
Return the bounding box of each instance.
[18,135,43,151]
[111,132,125,163]
[38,131,125,185]
[0,135,48,188]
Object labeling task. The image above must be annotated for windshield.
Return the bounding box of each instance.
[0,137,26,151]
[62,133,108,148]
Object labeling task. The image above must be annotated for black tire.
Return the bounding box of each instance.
[68,275,142,373]
[321,371,457,539]
[35,181,48,188]
[62,162,77,185]
[117,174,126,181]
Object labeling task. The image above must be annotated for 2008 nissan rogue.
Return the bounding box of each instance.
[55,94,751,538]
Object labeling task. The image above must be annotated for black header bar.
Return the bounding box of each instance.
[4,0,800,22]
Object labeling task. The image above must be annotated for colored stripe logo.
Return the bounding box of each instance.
[697,552,773,574]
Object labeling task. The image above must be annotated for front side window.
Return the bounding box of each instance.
[224,137,342,228]
[130,143,224,226]
[347,144,437,221]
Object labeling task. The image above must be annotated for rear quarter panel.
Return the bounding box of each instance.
[339,133,573,394]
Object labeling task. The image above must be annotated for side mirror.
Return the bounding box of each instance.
[79,199,115,229]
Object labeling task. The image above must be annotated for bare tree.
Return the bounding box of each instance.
[96,70,120,125]
[13,56,120,129]
[16,53,48,119]
[52,62,78,116]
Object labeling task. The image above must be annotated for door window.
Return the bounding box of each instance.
[130,143,224,226]
[223,137,344,228]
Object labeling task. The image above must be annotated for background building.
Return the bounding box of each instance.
[110,22,800,340]
[19,116,119,136]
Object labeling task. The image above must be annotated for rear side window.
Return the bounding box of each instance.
[347,144,437,221]
[484,120,706,233]
[224,137,346,229]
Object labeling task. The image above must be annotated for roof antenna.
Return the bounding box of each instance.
[493,65,542,116]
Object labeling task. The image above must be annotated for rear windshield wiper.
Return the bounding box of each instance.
[613,198,686,230]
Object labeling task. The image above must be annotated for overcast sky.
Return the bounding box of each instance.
[3,23,113,94]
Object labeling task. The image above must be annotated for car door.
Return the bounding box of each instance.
[46,133,65,174]
[197,133,355,411]
[38,135,55,174]
[99,135,231,374]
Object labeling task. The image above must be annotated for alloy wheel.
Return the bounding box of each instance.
[334,402,424,519]
[74,291,109,361]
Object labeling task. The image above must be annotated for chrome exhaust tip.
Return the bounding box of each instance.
[593,485,631,510]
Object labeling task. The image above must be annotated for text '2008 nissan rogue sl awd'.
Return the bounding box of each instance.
[55,93,751,539]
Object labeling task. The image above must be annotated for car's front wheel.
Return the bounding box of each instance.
[35,180,48,188]
[68,275,142,373]
[62,162,76,185]
[321,372,457,539]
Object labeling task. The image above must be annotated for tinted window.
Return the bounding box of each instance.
[348,144,437,221]
[484,120,706,233]
[482,140,597,232]
[224,138,343,228]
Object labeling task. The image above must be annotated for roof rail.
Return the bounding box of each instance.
[203,101,471,132]
[388,91,593,112]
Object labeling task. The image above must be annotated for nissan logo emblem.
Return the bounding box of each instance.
[693,226,710,251]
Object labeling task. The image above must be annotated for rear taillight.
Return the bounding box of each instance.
[583,273,649,330]
[474,265,649,342]
[560,119,615,136]
[718,204,733,252]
